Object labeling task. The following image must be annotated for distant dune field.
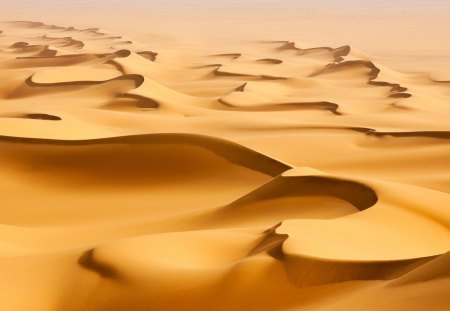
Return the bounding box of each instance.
[0,15,449,311]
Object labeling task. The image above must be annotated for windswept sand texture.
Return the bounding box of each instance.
[0,20,449,311]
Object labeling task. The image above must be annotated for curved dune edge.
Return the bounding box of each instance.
[228,175,378,210]
[389,251,450,285]
[177,174,379,231]
[0,133,291,176]
[271,41,351,62]
[250,224,438,286]
[311,60,412,98]
[27,73,144,88]
[218,99,341,115]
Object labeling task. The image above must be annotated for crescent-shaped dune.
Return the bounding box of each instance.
[0,20,449,311]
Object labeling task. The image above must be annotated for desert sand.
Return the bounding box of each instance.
[0,18,449,311]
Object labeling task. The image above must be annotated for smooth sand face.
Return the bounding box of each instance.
[0,3,449,310]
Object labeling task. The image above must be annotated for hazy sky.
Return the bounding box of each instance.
[2,0,450,10]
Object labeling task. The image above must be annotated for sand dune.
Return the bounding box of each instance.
[0,20,449,311]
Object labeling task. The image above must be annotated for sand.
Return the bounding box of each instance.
[0,18,449,311]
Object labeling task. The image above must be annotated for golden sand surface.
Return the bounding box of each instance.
[0,19,449,310]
